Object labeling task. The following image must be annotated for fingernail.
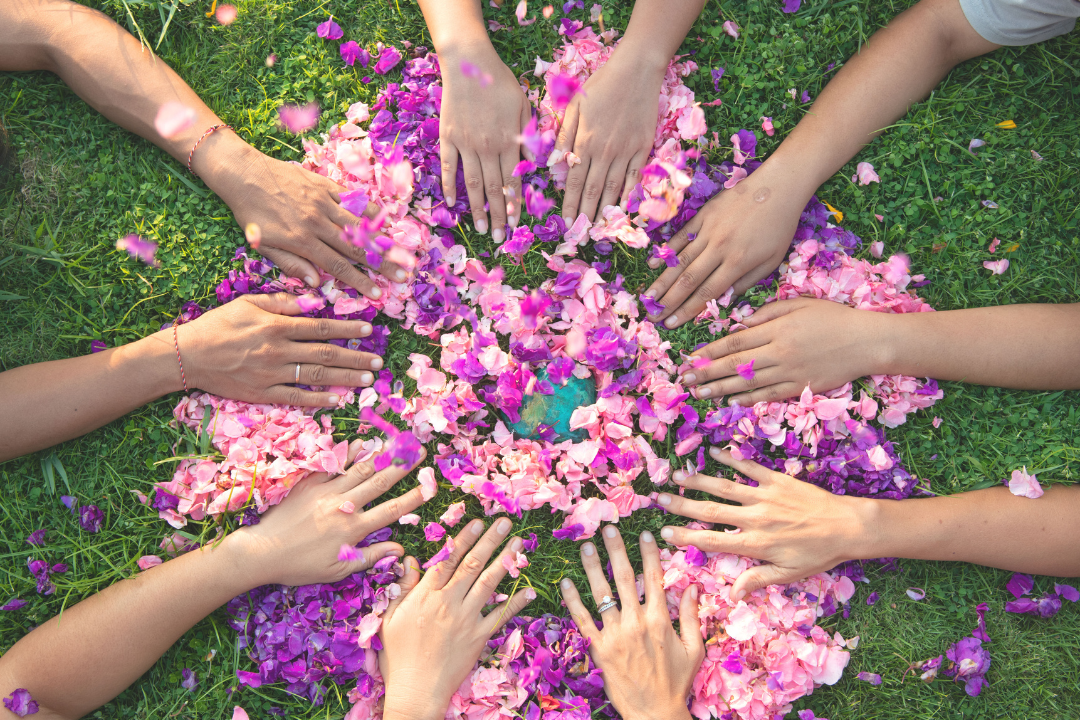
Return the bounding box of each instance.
[304,276,317,287]
[657,494,672,506]
[386,548,404,558]
[472,521,483,535]
[735,589,746,601]
[729,398,741,407]
[690,584,698,599]
[492,227,505,243]
[395,269,407,281]
[368,286,382,299]
[648,259,660,268]
[561,578,573,589]
[525,587,537,600]
[511,537,523,551]
[698,387,712,398]
[603,525,617,539]
[359,372,373,385]
[497,518,511,534]
[683,373,696,384]
[582,543,595,557]
[644,290,655,299]
[360,324,373,337]
[641,530,655,544]
[327,394,340,404]
[709,446,722,458]
[476,218,488,234]
[370,357,384,370]
[673,470,686,483]
[664,314,679,328]
[661,527,674,540]
[508,214,518,228]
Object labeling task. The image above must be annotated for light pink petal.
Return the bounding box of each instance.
[722,20,739,38]
[154,102,197,139]
[137,555,163,570]
[215,4,238,25]
[233,707,250,720]
[906,587,926,601]
[982,259,1009,275]
[418,466,438,501]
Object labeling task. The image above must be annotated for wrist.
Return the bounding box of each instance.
[382,683,450,720]
[432,34,496,63]
[610,35,676,78]
[190,129,261,199]
[844,495,886,562]
[127,330,185,398]
[620,704,692,720]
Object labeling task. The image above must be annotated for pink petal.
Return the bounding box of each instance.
[338,544,361,562]
[988,237,1000,253]
[722,20,739,38]
[418,466,438,501]
[316,17,343,39]
[906,587,926,601]
[137,555,163,570]
[982,259,1009,275]
[852,161,880,185]
[338,500,356,514]
[215,4,238,25]
[736,359,755,381]
[398,513,421,525]
[244,223,261,249]
[296,294,326,311]
[233,707,250,720]
[278,102,320,134]
[1008,466,1043,499]
[154,102,196,139]
[760,116,775,136]
[869,240,884,258]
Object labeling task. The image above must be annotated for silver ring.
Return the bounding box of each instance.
[295,363,301,384]
[596,595,619,614]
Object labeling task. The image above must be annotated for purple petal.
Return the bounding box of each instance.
[906,587,926,601]
[1055,583,1079,603]
[1006,573,1034,599]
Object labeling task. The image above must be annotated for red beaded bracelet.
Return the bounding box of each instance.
[186,124,232,177]
[172,318,189,393]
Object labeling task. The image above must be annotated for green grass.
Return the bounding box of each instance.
[2,0,1079,718]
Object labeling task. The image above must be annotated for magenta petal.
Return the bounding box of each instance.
[1055,583,1079,603]
[316,17,343,40]
[736,359,755,381]
[1006,572,1034,599]
[3,689,38,717]
[856,671,883,685]
[906,587,926,601]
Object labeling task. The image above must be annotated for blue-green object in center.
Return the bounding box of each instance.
[505,368,597,443]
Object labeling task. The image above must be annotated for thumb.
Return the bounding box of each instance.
[550,102,580,160]
[243,291,305,317]
[384,555,422,622]
[343,542,404,575]
[679,583,705,665]
[742,298,803,328]
[730,563,797,602]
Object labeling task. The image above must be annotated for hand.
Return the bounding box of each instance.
[210,146,407,298]
[555,49,663,223]
[173,292,382,406]
[438,42,531,244]
[227,438,428,588]
[644,164,806,329]
[657,447,870,600]
[560,526,703,720]
[681,298,892,405]
[379,517,535,720]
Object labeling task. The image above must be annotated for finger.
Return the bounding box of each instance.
[298,343,383,372]
[731,563,802,602]
[482,586,537,636]
[304,241,384,300]
[263,385,348,407]
[340,541,404,576]
[620,151,647,209]
[320,227,409,283]
[317,173,377,219]
[481,155,509,243]
[722,381,803,407]
[358,486,426,531]
[687,330,771,377]
[285,314,374,341]
[240,292,306,317]
[326,452,376,493]
[740,298,804,329]
[554,102,581,221]
[561,155,590,225]
[658,526,749,556]
[348,446,428,507]
[678,583,705,664]
[444,516,514,599]
[647,214,703,271]
[383,555,422,621]
[466,534,524,610]
[639,530,666,611]
[661,260,740,330]
[426,519,485,589]
[580,540,617,619]
[689,361,783,400]
[441,141,460,207]
[674,469,759,504]
[258,246,323,289]
[296,363,376,389]
[501,153,522,228]
[644,240,712,320]
[709,446,781,487]
[461,152,488,236]
[656,490,747,526]
[578,154,611,223]
[560,577,601,640]
[600,525,640,614]
[594,156,628,222]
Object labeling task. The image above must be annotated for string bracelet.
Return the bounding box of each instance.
[186,124,232,177]
[172,318,189,392]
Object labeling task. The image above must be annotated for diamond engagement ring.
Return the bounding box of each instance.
[295,363,301,384]
[596,595,618,614]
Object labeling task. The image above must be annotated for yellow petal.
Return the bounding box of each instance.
[995,120,1017,129]
[1005,243,1020,253]
[206,0,217,17]
[823,201,843,223]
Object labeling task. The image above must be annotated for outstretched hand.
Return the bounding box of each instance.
[379,517,535,720]
[560,526,703,720]
[229,438,428,588]
[174,292,382,406]
[682,298,888,405]
[657,447,869,600]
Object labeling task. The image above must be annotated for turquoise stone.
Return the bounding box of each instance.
[505,368,597,443]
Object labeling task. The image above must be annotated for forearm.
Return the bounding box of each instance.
[856,485,1080,576]
[0,331,181,462]
[872,303,1080,389]
[0,537,259,719]
[619,0,704,69]
[417,0,489,56]
[762,0,998,196]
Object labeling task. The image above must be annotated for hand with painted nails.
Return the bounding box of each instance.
[643,164,805,329]
[560,525,704,720]
[380,517,536,720]
[176,292,383,406]
[657,447,866,600]
[228,438,428,588]
[682,298,884,405]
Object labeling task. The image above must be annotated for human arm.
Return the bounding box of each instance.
[378,518,534,720]
[645,0,1000,328]
[0,440,428,719]
[558,526,703,720]
[682,299,1080,405]
[0,0,401,296]
[555,0,705,222]
[416,0,530,244]
[0,293,382,462]
[656,447,1080,600]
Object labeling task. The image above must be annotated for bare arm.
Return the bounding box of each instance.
[658,449,1080,599]
[0,0,402,295]
[0,444,426,720]
[646,0,1001,329]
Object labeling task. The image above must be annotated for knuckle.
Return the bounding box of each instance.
[327,258,353,278]
[705,504,727,524]
[675,271,699,291]
[565,176,584,192]
[726,332,745,354]
[676,251,695,268]
[373,471,396,494]
[465,175,483,190]
[284,388,305,406]
[603,179,620,194]
[314,319,334,339]
[583,184,602,201]
[460,554,485,576]
[309,364,327,383]
[353,460,375,479]
[693,280,718,300]
[316,343,337,363]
